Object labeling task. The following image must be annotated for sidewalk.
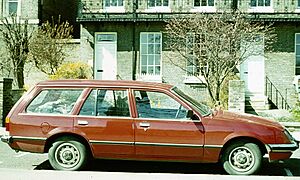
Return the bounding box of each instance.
[0,127,7,137]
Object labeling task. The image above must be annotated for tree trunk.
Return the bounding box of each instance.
[16,63,25,89]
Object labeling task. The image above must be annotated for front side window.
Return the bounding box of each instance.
[194,0,215,7]
[7,0,19,16]
[80,89,130,117]
[134,90,188,119]
[27,89,83,114]
[148,0,169,7]
[250,0,271,7]
[140,33,162,76]
[296,34,300,75]
[104,0,123,7]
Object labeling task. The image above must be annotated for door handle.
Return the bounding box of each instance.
[139,122,150,128]
[78,120,89,126]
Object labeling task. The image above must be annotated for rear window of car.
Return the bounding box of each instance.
[26,89,83,114]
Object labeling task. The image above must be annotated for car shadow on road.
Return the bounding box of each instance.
[34,158,300,176]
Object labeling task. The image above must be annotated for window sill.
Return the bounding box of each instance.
[145,7,171,13]
[103,7,125,13]
[248,7,274,13]
[136,74,162,83]
[184,75,206,84]
[190,7,217,13]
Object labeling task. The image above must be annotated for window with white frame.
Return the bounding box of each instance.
[250,0,271,7]
[194,0,215,7]
[104,0,123,7]
[103,0,124,12]
[140,33,162,76]
[6,0,19,16]
[296,34,300,75]
[186,33,207,77]
[249,0,273,12]
[192,0,216,12]
[148,0,169,7]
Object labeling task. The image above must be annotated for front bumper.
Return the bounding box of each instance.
[0,135,12,144]
[268,141,299,152]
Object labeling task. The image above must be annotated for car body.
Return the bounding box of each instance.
[1,80,298,175]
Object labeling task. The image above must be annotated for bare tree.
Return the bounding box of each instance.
[0,16,32,88]
[165,11,276,105]
[29,17,73,75]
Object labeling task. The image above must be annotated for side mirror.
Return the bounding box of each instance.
[186,110,194,119]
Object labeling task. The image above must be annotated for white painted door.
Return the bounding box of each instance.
[94,33,117,80]
[241,56,265,94]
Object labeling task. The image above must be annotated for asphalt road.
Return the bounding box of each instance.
[0,141,300,177]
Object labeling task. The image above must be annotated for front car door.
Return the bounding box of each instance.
[132,89,205,162]
[74,88,134,158]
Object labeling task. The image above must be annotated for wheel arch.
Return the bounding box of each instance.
[44,133,93,157]
[219,136,267,162]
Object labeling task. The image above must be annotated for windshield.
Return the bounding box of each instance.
[172,87,211,116]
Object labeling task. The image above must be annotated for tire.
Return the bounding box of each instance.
[48,137,88,171]
[221,142,262,175]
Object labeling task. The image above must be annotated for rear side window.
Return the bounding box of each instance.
[26,89,83,114]
[79,89,130,117]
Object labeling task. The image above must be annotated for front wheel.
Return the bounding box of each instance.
[48,137,88,171]
[221,142,262,175]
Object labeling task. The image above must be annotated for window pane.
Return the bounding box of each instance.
[298,0,300,7]
[155,66,161,75]
[296,56,300,66]
[148,44,154,54]
[251,0,256,6]
[141,44,147,54]
[105,0,110,7]
[9,2,18,15]
[149,34,155,43]
[118,0,123,6]
[141,34,147,43]
[201,0,207,6]
[296,34,300,44]
[163,0,169,6]
[296,67,300,75]
[80,90,96,116]
[156,0,162,6]
[155,55,161,65]
[265,0,270,6]
[148,66,154,74]
[208,0,214,6]
[155,44,161,54]
[148,55,154,65]
[141,66,147,74]
[155,34,161,43]
[258,0,264,6]
[134,91,188,119]
[296,45,300,55]
[149,0,155,7]
[97,90,130,117]
[141,55,148,65]
[27,89,82,114]
[194,0,200,6]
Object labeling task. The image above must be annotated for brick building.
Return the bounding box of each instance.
[76,0,300,112]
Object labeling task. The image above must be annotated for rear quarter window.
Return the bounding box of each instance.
[26,89,83,114]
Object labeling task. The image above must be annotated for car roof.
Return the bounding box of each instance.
[36,79,173,90]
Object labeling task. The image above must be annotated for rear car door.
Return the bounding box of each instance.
[133,89,205,161]
[74,88,134,158]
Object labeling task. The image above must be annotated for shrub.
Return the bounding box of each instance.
[50,62,92,80]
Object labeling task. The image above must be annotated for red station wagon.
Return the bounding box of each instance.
[1,80,298,175]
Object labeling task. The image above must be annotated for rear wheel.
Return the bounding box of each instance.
[221,142,262,175]
[48,137,88,171]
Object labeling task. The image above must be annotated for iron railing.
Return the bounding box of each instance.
[265,76,290,110]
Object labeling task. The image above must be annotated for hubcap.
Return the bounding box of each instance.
[54,143,80,169]
[229,146,255,172]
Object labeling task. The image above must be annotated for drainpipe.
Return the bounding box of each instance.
[132,0,138,80]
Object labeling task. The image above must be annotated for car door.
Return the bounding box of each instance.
[74,88,134,158]
[132,89,205,161]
